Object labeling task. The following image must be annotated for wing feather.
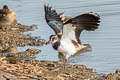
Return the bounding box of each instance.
[44,4,63,35]
[62,12,100,43]
[68,12,100,31]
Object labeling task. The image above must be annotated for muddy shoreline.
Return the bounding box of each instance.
[0,23,120,80]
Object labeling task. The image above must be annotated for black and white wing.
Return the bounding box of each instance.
[61,12,100,44]
[44,4,63,35]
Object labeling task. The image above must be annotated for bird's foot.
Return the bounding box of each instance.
[63,58,68,69]
[76,44,87,52]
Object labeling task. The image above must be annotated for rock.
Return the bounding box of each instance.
[0,71,18,80]
[55,75,65,80]
[0,22,45,53]
[26,49,41,54]
[5,46,18,54]
[0,75,6,80]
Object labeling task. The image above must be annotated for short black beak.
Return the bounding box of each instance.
[46,40,51,45]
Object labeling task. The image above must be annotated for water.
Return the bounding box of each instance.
[0,0,120,74]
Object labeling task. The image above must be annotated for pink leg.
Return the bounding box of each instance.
[64,58,67,69]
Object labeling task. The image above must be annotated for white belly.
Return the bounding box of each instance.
[57,24,79,59]
[58,39,77,59]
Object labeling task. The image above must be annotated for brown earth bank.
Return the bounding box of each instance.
[0,23,120,80]
[0,22,45,53]
[0,56,120,80]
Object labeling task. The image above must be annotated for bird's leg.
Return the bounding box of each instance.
[63,58,67,69]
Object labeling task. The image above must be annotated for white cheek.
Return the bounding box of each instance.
[50,39,57,45]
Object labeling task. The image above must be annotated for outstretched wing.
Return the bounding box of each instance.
[62,12,100,44]
[44,4,63,35]
[68,12,100,31]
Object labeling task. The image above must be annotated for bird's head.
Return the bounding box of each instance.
[2,5,9,14]
[46,35,60,45]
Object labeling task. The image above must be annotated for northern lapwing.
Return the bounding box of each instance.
[44,4,100,67]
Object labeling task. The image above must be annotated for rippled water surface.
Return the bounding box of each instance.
[1,0,120,74]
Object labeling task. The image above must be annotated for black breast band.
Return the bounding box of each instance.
[53,42,60,50]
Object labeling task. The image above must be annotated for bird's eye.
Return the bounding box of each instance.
[52,37,55,41]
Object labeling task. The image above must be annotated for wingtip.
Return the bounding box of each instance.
[44,3,52,13]
[44,3,52,9]
[88,12,100,19]
[44,3,48,9]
